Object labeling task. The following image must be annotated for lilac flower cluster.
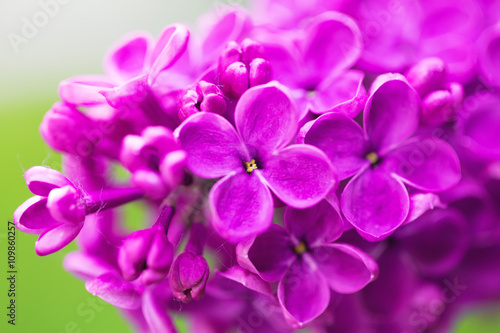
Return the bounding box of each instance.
[13,0,500,332]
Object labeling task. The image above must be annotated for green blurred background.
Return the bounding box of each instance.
[0,0,499,332]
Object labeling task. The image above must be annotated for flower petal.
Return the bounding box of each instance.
[209,171,273,242]
[235,82,298,156]
[278,258,330,326]
[86,272,141,310]
[364,74,420,153]
[35,222,83,256]
[142,286,177,333]
[313,244,378,294]
[260,144,337,208]
[236,224,296,282]
[217,266,273,297]
[301,12,363,86]
[200,8,251,64]
[341,168,409,241]
[385,136,461,192]
[284,199,343,247]
[312,70,367,117]
[461,92,500,159]
[118,228,156,281]
[396,209,469,276]
[104,31,152,83]
[360,250,417,315]
[258,33,302,88]
[13,196,60,234]
[304,113,369,180]
[405,193,444,224]
[176,112,248,178]
[24,166,71,196]
[59,75,115,106]
[63,251,116,280]
[149,24,190,84]
[478,23,500,89]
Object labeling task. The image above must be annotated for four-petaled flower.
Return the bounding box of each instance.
[304,74,461,241]
[237,199,378,326]
[176,81,337,242]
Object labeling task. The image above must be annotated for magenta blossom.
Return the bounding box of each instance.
[169,224,210,302]
[13,166,143,255]
[256,11,366,118]
[304,74,461,241]
[218,38,273,98]
[237,199,378,326]
[176,81,336,242]
[404,57,464,126]
[120,126,187,199]
[178,81,227,121]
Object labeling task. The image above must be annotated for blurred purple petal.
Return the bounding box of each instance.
[149,24,190,84]
[405,193,444,224]
[64,251,115,280]
[217,266,273,297]
[104,32,152,83]
[59,75,114,106]
[301,12,363,85]
[142,286,177,333]
[312,70,367,117]
[86,272,142,310]
[397,209,469,276]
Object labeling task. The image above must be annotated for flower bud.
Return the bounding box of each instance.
[249,58,273,87]
[178,81,226,121]
[46,185,86,224]
[421,83,463,126]
[40,102,97,156]
[405,57,447,97]
[118,228,174,285]
[169,251,209,302]
[218,39,272,98]
[220,62,249,98]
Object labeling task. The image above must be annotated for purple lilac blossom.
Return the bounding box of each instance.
[304,73,461,241]
[14,166,143,255]
[11,0,500,332]
[176,81,336,242]
[237,199,378,326]
[255,12,366,119]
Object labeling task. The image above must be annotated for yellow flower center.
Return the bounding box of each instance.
[294,241,307,255]
[244,159,258,174]
[366,152,379,165]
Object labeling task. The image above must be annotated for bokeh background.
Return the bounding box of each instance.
[0,0,499,332]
